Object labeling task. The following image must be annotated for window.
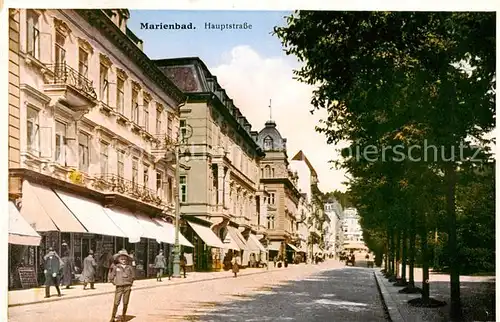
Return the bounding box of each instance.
[180,176,187,203]
[26,107,39,154]
[55,31,66,65]
[131,89,139,123]
[26,10,40,59]
[55,121,66,164]
[132,158,138,186]
[270,193,275,205]
[143,99,149,131]
[155,108,162,134]
[78,48,89,77]
[264,165,271,178]
[167,114,173,139]
[263,136,273,151]
[78,132,89,172]
[117,150,125,179]
[116,78,124,114]
[156,171,163,197]
[100,64,109,104]
[267,215,275,229]
[271,168,275,177]
[100,141,109,175]
[180,119,187,141]
[143,164,149,187]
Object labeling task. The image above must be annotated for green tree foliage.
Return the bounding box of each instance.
[274,11,495,316]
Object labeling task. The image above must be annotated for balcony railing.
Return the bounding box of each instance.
[46,63,97,100]
[92,174,164,207]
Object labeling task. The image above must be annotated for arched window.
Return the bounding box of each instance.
[265,165,271,177]
[263,136,273,151]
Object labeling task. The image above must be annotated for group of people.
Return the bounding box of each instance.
[42,247,135,321]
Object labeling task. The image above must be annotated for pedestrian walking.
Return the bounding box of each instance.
[154,250,166,282]
[108,249,135,322]
[81,250,97,290]
[99,251,114,282]
[180,252,187,278]
[43,247,63,298]
[60,250,75,289]
[273,256,277,267]
[231,252,241,278]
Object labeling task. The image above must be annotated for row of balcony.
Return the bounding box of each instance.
[89,173,171,209]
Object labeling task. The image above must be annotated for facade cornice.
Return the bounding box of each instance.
[20,84,51,105]
[187,92,265,158]
[260,177,302,200]
[75,9,185,105]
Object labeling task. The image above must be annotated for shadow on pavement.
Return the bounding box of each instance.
[383,277,495,321]
[188,267,387,322]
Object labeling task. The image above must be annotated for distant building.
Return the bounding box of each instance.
[256,120,302,263]
[342,208,364,245]
[324,198,343,256]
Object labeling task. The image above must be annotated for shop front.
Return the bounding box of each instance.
[184,220,226,272]
[9,179,193,289]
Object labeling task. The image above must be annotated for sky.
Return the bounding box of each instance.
[128,10,349,192]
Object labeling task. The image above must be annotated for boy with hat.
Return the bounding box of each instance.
[108,249,135,322]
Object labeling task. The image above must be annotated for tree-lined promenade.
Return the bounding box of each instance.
[275,11,495,321]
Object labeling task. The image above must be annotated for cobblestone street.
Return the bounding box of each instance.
[8,260,387,322]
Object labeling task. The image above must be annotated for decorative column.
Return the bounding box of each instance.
[217,164,224,207]
[224,168,231,208]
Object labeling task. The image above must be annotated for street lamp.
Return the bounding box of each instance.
[171,123,192,278]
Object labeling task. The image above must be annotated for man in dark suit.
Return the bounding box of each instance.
[43,247,62,298]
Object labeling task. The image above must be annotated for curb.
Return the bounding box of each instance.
[8,269,273,308]
[373,271,406,322]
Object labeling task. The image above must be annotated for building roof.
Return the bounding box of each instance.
[257,120,287,152]
[291,150,318,178]
[153,57,265,157]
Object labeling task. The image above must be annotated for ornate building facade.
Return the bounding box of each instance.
[290,150,323,260]
[257,120,302,263]
[155,57,268,271]
[7,9,193,288]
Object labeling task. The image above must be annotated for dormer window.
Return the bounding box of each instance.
[264,136,273,151]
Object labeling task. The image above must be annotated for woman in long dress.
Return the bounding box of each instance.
[60,250,74,289]
[231,252,241,278]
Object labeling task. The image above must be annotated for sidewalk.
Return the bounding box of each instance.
[9,265,283,308]
[374,268,495,322]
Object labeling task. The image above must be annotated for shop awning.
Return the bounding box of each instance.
[153,218,194,248]
[187,221,225,248]
[54,189,126,237]
[226,226,249,251]
[222,232,240,251]
[246,234,266,252]
[134,214,165,244]
[268,241,283,251]
[9,201,41,246]
[103,207,142,243]
[287,243,300,252]
[20,180,87,232]
[343,242,367,250]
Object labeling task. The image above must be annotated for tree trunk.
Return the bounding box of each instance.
[446,164,461,318]
[401,229,407,282]
[395,230,401,278]
[409,224,416,287]
[389,230,395,275]
[420,226,430,302]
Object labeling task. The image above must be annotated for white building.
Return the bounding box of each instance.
[342,208,364,246]
[324,198,343,256]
